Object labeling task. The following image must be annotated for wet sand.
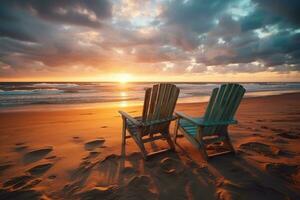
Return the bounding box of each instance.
[0,93,300,199]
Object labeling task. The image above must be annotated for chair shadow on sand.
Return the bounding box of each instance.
[119,140,300,200]
[179,141,300,200]
[63,139,300,200]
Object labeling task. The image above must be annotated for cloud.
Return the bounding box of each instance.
[253,0,300,26]
[7,0,112,27]
[0,0,300,79]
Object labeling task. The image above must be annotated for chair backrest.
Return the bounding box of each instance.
[202,83,245,135]
[141,83,180,135]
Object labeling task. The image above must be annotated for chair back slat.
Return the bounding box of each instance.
[141,83,179,135]
[152,84,167,121]
[165,85,180,118]
[145,84,159,121]
[142,88,152,121]
[160,84,173,118]
[202,83,245,136]
[205,84,227,122]
[203,88,219,120]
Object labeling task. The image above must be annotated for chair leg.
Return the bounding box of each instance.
[173,119,179,144]
[122,117,127,145]
[167,135,175,151]
[137,139,148,159]
[220,127,235,153]
[162,128,175,151]
[198,141,208,161]
[224,133,235,153]
[197,128,208,160]
[131,134,148,159]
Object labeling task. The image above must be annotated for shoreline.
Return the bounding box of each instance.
[1,90,299,113]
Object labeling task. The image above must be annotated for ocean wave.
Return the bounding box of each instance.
[0,89,63,95]
[32,83,79,88]
[0,82,299,108]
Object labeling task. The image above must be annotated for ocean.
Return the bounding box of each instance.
[0,82,300,110]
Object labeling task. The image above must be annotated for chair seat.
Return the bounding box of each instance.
[179,117,204,137]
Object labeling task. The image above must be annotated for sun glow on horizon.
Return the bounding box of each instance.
[117,73,133,84]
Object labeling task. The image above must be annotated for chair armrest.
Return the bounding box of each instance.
[203,120,238,126]
[176,112,238,126]
[143,115,177,126]
[118,111,142,126]
[175,112,202,126]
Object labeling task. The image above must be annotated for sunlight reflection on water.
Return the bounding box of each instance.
[119,101,128,107]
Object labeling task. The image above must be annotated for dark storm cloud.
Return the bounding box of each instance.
[253,0,300,26]
[0,0,112,42]
[0,5,41,42]
[159,0,236,50]
[4,0,112,27]
[240,9,278,32]
[204,30,300,67]
[163,0,300,73]
[162,0,234,33]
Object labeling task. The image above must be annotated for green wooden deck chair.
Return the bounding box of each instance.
[119,83,180,159]
[174,83,245,160]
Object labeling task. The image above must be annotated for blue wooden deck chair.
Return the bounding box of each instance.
[119,83,180,159]
[174,83,245,160]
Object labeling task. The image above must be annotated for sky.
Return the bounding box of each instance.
[0,0,300,82]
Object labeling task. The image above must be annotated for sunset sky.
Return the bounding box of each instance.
[0,0,300,82]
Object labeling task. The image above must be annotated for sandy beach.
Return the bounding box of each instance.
[0,93,300,200]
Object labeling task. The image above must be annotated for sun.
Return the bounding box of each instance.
[117,73,132,84]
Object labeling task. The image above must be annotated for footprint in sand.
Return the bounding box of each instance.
[15,145,28,152]
[72,136,84,143]
[3,175,34,189]
[160,157,184,174]
[277,132,300,139]
[27,163,53,176]
[239,142,282,157]
[3,175,43,191]
[80,176,157,200]
[272,138,288,144]
[0,163,13,174]
[82,151,100,160]
[23,147,53,164]
[0,188,45,199]
[79,185,119,200]
[48,175,57,180]
[14,142,28,152]
[266,163,299,183]
[21,179,42,190]
[45,155,57,160]
[84,139,105,151]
